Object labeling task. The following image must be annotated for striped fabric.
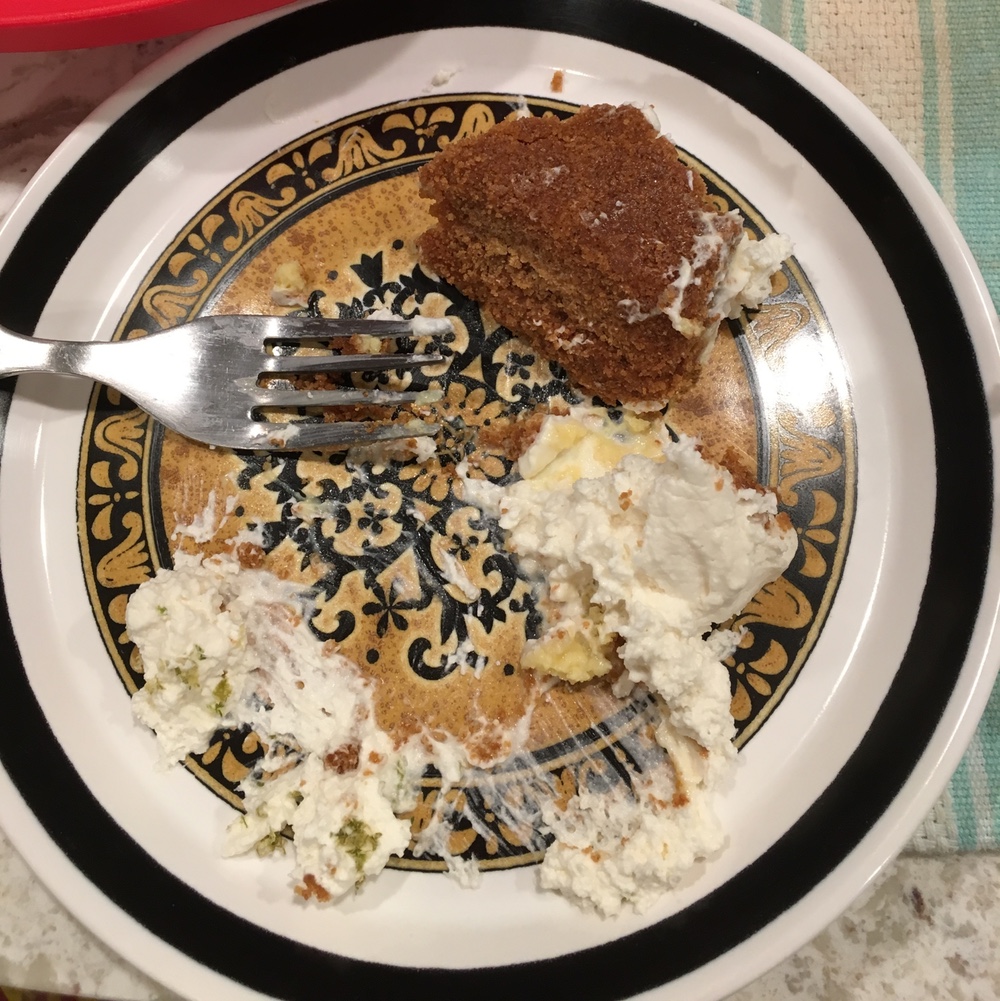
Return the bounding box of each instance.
[717,0,1000,851]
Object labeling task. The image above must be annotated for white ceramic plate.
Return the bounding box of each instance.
[0,1,998,999]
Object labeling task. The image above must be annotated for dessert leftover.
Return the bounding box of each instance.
[460,405,796,912]
[127,553,465,902]
[122,99,801,918]
[126,405,796,915]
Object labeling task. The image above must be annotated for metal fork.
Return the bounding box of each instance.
[0,314,449,451]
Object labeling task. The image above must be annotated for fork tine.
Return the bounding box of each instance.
[262,352,445,375]
[242,420,439,451]
[251,387,435,407]
[256,316,452,341]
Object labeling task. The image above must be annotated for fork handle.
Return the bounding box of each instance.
[0,323,109,380]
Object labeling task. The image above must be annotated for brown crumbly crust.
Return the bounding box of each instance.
[323,743,361,774]
[715,444,792,532]
[418,104,744,404]
[717,445,760,493]
[475,406,548,460]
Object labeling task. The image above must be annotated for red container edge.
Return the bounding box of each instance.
[0,0,299,51]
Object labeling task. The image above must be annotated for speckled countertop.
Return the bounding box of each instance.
[1,26,998,1001]
[0,823,997,1000]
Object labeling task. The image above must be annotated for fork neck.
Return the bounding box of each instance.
[0,324,99,379]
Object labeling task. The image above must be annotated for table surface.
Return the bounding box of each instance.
[1,8,999,1001]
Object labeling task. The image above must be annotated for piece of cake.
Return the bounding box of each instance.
[418,103,790,404]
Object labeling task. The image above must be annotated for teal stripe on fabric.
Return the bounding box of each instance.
[945,0,1000,310]
[789,0,806,52]
[940,0,1000,850]
[736,0,754,19]
[916,0,942,195]
[759,0,784,37]
[980,673,1000,839]
[950,753,981,850]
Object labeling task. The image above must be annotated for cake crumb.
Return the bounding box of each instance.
[475,407,547,460]
[236,542,265,569]
[550,69,565,93]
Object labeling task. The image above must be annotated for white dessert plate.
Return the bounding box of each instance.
[0,1,997,1000]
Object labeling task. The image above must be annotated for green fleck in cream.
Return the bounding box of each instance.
[254,830,289,857]
[335,817,381,880]
[173,646,212,689]
[175,663,200,687]
[210,673,232,715]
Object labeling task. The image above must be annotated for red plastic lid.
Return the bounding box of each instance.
[0,0,299,51]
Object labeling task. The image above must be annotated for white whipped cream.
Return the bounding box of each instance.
[538,757,726,916]
[126,553,468,902]
[459,406,797,912]
[712,231,795,321]
[617,210,791,358]
[127,400,796,916]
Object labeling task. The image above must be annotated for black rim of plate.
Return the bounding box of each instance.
[0,1,991,999]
